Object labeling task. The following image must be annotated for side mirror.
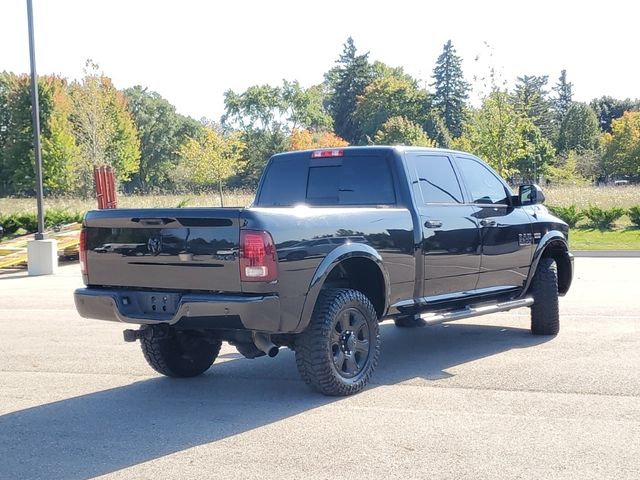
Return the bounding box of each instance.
[518,184,545,206]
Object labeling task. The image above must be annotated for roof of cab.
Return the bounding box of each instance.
[271,145,473,159]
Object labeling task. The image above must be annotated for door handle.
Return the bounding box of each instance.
[424,220,443,228]
[480,219,497,227]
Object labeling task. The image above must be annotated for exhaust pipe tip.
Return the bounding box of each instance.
[253,332,279,358]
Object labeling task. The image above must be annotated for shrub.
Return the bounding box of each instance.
[629,206,640,228]
[583,206,626,230]
[547,205,584,228]
[45,208,84,228]
[0,209,84,239]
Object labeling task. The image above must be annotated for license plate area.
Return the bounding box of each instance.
[119,291,181,318]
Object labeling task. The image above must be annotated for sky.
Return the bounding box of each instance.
[1,0,639,121]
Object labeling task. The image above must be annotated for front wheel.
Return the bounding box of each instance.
[529,257,560,335]
[140,327,222,377]
[295,288,381,396]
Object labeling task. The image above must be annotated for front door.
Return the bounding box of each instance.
[454,155,534,291]
[405,153,481,299]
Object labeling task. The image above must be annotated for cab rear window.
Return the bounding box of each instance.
[256,154,395,206]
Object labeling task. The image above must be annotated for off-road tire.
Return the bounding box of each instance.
[140,327,222,377]
[530,257,560,335]
[295,288,381,396]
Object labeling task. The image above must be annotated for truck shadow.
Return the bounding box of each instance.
[0,321,550,479]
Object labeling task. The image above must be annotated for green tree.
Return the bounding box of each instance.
[175,128,245,204]
[373,116,435,147]
[69,61,140,196]
[324,37,375,143]
[354,74,431,143]
[222,80,333,186]
[40,76,81,195]
[589,96,640,133]
[222,84,288,186]
[556,102,599,152]
[552,70,573,125]
[512,75,554,140]
[0,73,77,196]
[0,73,39,195]
[514,121,555,183]
[123,86,202,192]
[458,91,555,179]
[601,111,640,177]
[431,40,469,138]
[281,80,332,131]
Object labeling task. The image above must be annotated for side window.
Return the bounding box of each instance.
[456,157,509,205]
[409,154,463,204]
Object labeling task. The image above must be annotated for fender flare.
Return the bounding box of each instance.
[520,230,572,297]
[296,243,391,332]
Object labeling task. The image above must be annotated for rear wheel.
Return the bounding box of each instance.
[530,257,560,335]
[140,326,222,377]
[295,288,380,396]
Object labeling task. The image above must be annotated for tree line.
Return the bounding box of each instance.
[1,39,640,198]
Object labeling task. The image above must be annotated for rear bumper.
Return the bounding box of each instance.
[74,288,281,332]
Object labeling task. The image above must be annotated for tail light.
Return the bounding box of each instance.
[239,230,277,282]
[79,228,88,275]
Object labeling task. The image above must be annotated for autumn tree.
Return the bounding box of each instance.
[601,111,640,177]
[373,116,435,147]
[589,96,640,133]
[40,76,82,195]
[175,127,245,205]
[289,129,348,150]
[69,61,140,196]
[431,40,469,138]
[0,73,78,196]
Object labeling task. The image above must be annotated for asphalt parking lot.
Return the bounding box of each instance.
[1,258,639,480]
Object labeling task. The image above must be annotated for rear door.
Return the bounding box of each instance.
[454,155,534,291]
[405,152,481,299]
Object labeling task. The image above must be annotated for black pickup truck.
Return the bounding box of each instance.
[74,146,573,396]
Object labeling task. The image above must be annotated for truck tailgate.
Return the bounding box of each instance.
[83,208,241,292]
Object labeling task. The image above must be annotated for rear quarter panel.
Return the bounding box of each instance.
[242,207,415,332]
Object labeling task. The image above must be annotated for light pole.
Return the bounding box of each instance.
[27,0,45,240]
[26,0,57,275]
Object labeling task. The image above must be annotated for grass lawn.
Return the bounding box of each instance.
[570,228,640,250]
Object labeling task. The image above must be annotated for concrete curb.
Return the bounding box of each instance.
[573,250,640,257]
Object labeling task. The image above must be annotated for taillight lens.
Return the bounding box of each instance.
[239,230,277,282]
[79,228,88,275]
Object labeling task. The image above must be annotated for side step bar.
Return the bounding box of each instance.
[415,297,534,326]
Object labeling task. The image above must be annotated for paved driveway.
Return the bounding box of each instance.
[0,258,638,479]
